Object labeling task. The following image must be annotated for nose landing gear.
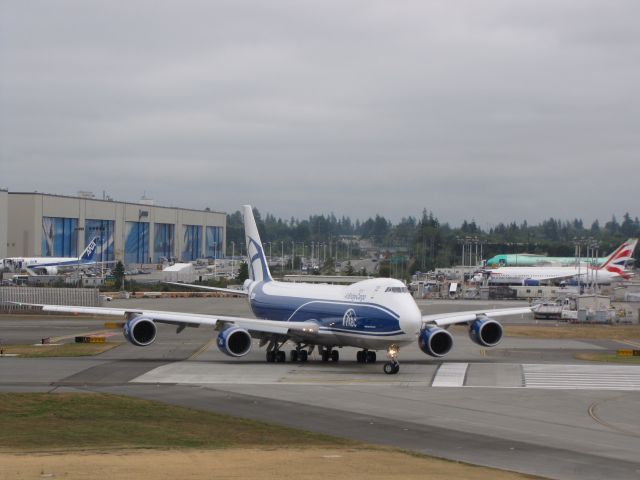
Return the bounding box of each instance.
[383,344,400,374]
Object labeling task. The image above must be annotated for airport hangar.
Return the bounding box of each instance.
[0,190,226,265]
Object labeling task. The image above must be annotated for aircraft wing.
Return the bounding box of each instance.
[163,282,249,296]
[26,304,317,338]
[422,307,535,328]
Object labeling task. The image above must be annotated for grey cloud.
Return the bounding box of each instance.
[1,0,639,225]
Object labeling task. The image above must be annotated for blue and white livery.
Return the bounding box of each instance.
[32,206,534,374]
[1,236,102,275]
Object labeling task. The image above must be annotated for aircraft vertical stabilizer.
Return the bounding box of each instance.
[242,205,273,282]
[599,238,638,278]
[79,236,100,263]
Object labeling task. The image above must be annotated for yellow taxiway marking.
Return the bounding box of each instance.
[49,330,112,343]
[588,398,640,438]
[189,337,218,360]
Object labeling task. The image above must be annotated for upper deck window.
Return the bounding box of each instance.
[385,286,408,293]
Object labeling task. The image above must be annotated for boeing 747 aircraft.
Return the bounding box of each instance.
[25,206,535,374]
[1,236,102,275]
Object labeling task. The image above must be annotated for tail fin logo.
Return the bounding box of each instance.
[596,238,637,279]
[242,205,273,283]
[81,237,100,262]
[599,239,637,269]
[246,236,272,283]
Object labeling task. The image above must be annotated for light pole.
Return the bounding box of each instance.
[233,241,237,276]
[75,226,84,288]
[291,241,295,270]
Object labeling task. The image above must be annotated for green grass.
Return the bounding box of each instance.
[2,343,120,357]
[0,393,354,452]
[574,353,640,364]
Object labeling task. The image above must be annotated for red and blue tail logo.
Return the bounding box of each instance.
[599,239,637,279]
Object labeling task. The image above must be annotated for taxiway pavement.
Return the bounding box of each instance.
[1,297,639,480]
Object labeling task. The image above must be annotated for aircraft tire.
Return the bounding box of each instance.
[356,351,363,363]
[331,349,339,362]
[266,351,276,363]
[299,350,308,362]
[367,351,377,363]
[290,350,298,362]
[277,351,286,363]
[321,349,330,362]
[383,362,399,375]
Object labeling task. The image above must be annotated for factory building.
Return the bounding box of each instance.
[3,192,226,265]
[0,189,8,259]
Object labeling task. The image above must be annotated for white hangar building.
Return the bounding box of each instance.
[2,191,226,266]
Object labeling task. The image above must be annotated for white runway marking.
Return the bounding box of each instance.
[130,361,640,391]
[523,364,640,391]
[431,363,468,387]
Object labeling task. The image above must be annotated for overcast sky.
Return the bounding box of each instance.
[1,1,638,226]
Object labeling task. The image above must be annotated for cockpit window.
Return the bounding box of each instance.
[385,287,408,293]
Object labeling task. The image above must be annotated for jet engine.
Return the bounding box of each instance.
[123,316,157,346]
[217,327,252,357]
[468,316,503,347]
[44,266,58,275]
[523,279,539,286]
[418,326,453,357]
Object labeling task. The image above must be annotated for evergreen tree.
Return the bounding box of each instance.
[236,262,249,283]
[113,261,125,290]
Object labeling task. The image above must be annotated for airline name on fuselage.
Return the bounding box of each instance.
[344,291,366,302]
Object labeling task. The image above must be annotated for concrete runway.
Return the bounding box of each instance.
[1,297,640,480]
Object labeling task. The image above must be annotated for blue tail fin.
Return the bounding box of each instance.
[80,236,100,262]
[243,205,273,282]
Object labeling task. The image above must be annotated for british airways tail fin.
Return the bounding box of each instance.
[79,236,100,263]
[243,205,273,283]
[598,238,637,278]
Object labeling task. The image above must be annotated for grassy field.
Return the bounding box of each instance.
[0,393,541,480]
[1,343,120,357]
[502,324,640,340]
[0,393,353,452]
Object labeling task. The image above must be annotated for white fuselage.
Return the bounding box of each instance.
[247,277,422,350]
[483,265,622,285]
[1,256,84,272]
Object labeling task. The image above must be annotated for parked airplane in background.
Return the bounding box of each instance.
[0,236,102,275]
[475,238,637,286]
[485,253,609,268]
[24,206,534,374]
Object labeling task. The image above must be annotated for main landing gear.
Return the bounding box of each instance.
[266,342,311,363]
[266,350,285,363]
[320,346,339,362]
[356,350,377,364]
[266,340,286,363]
[383,344,400,375]
[290,346,309,362]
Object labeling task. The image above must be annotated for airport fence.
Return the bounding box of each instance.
[0,287,100,312]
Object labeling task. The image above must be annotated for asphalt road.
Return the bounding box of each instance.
[1,297,639,480]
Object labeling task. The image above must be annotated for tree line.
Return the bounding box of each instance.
[226,208,640,274]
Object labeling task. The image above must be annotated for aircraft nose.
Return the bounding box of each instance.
[400,302,422,336]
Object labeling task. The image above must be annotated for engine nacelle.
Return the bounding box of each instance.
[468,316,503,347]
[418,326,453,357]
[217,327,252,357]
[523,278,539,286]
[44,266,58,275]
[123,316,157,346]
